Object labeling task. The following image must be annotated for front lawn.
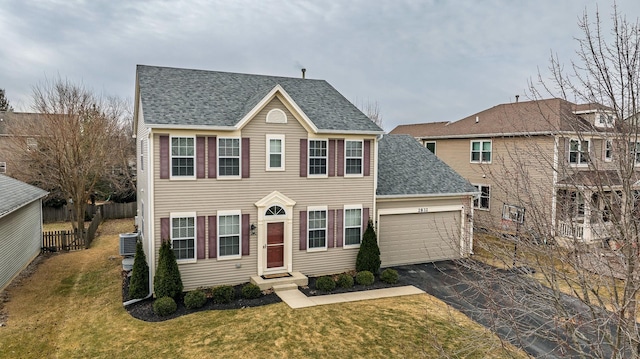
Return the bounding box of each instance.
[0,219,527,358]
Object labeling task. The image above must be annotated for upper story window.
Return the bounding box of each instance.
[171,137,195,177]
[631,142,640,165]
[171,214,195,261]
[604,140,613,162]
[424,141,436,155]
[218,138,240,177]
[308,208,327,251]
[344,206,362,248]
[569,139,589,165]
[345,140,363,175]
[308,140,327,175]
[266,135,285,171]
[502,204,525,224]
[0,162,6,174]
[596,112,615,127]
[473,184,490,210]
[470,140,491,163]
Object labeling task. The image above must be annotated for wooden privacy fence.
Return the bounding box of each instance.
[43,202,136,223]
[42,205,105,252]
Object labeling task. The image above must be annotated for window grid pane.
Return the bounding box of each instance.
[219,138,240,176]
[345,141,362,174]
[344,208,361,246]
[309,140,327,175]
[219,215,240,257]
[171,217,195,260]
[308,210,326,249]
[171,137,195,176]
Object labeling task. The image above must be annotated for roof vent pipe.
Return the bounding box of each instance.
[301,68,306,79]
[515,95,519,103]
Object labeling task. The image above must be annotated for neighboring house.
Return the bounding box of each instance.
[0,112,42,176]
[134,65,475,292]
[0,175,48,292]
[391,98,628,243]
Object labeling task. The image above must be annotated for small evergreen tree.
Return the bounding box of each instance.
[0,89,12,112]
[128,241,150,299]
[356,219,381,274]
[154,241,183,299]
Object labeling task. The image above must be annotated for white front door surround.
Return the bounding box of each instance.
[255,191,296,276]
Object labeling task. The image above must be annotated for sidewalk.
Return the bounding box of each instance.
[274,285,425,309]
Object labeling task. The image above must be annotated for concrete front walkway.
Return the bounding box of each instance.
[274,285,425,309]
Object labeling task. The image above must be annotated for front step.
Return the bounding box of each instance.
[272,283,299,293]
[250,271,308,290]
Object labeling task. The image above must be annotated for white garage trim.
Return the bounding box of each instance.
[376,204,465,258]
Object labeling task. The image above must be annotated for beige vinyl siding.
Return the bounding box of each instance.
[0,200,42,292]
[151,96,376,288]
[136,102,150,254]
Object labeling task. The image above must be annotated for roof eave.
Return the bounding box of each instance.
[376,191,478,200]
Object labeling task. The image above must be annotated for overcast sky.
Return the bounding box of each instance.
[1,0,639,131]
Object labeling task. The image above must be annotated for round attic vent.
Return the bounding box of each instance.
[266,108,287,124]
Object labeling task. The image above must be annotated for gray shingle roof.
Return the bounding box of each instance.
[0,175,48,218]
[136,65,383,133]
[377,135,476,196]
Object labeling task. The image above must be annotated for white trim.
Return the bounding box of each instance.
[343,204,363,249]
[265,134,285,171]
[255,191,296,276]
[308,139,328,178]
[144,123,383,136]
[170,211,197,263]
[344,139,364,177]
[217,210,242,260]
[470,139,492,164]
[217,137,242,179]
[147,131,155,296]
[169,135,196,180]
[266,108,287,124]
[307,206,328,252]
[376,191,478,200]
[424,141,436,155]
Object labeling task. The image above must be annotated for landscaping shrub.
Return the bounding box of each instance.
[315,276,336,292]
[184,289,207,309]
[380,268,399,284]
[212,285,235,304]
[356,220,381,274]
[153,296,177,316]
[356,271,375,286]
[154,241,183,299]
[336,273,354,288]
[241,283,262,299]
[128,241,150,299]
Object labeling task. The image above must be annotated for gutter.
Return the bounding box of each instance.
[376,191,479,200]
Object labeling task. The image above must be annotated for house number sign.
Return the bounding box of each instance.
[418,207,429,213]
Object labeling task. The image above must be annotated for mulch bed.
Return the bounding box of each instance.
[122,273,281,322]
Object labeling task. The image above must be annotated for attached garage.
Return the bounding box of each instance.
[376,135,476,267]
[378,207,463,267]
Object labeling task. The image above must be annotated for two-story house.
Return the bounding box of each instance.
[0,111,42,176]
[134,65,476,292]
[392,98,633,244]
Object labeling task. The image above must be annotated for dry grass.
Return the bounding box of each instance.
[0,219,528,358]
[43,221,92,232]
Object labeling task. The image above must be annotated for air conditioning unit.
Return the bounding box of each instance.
[119,233,138,256]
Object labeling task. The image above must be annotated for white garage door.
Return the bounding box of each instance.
[379,211,461,267]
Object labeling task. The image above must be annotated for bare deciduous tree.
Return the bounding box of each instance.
[355,98,384,129]
[7,78,133,241]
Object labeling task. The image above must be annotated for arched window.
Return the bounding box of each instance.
[266,205,286,216]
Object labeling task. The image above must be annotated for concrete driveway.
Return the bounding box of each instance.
[392,260,618,358]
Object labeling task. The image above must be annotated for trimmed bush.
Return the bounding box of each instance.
[184,289,207,309]
[356,271,375,286]
[336,273,354,289]
[154,241,183,299]
[241,283,262,299]
[128,241,150,299]
[153,296,177,316]
[212,285,235,304]
[381,268,399,284]
[356,220,381,275]
[315,276,336,292]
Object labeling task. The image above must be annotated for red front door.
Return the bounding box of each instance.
[267,222,284,268]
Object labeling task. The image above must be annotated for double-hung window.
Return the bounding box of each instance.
[218,211,241,258]
[308,140,327,175]
[344,206,362,247]
[345,140,363,175]
[604,140,613,162]
[218,138,240,177]
[569,139,589,165]
[630,142,640,165]
[266,135,285,171]
[308,208,327,250]
[470,140,491,163]
[171,137,195,177]
[473,185,490,210]
[424,141,436,154]
[171,214,195,261]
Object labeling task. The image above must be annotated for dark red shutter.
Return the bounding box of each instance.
[196,137,205,179]
[336,209,343,247]
[161,217,170,243]
[328,139,336,177]
[242,213,250,255]
[242,138,250,178]
[299,211,307,250]
[363,140,371,176]
[337,139,344,177]
[197,216,205,259]
[208,136,217,178]
[300,139,307,177]
[328,209,335,248]
[160,136,169,179]
[362,207,370,230]
[208,216,217,258]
